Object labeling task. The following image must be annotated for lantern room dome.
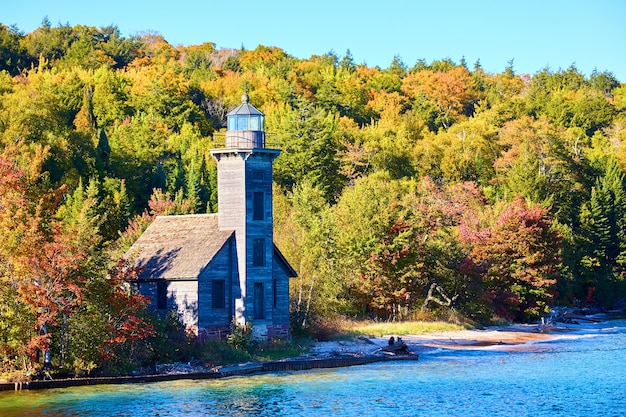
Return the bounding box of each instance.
[227,94,265,131]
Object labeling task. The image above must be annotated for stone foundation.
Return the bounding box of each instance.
[194,323,290,341]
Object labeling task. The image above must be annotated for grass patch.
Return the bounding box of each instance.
[251,337,311,361]
[198,340,253,367]
[198,337,311,365]
[338,320,469,338]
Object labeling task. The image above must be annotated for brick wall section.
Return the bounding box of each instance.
[267,323,291,339]
[196,324,290,341]
[197,325,232,341]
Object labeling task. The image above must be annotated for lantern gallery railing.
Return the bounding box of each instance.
[212,132,279,149]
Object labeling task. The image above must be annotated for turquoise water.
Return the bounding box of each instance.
[1,318,625,417]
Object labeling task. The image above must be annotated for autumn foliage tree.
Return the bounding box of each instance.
[345,177,479,321]
[1,20,625,342]
[67,259,154,374]
[355,216,427,320]
[459,197,562,321]
[0,152,153,378]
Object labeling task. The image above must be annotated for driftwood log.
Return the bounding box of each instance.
[381,337,409,354]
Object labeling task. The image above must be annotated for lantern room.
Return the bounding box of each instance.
[225,94,266,148]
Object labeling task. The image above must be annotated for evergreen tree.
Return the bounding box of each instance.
[270,100,344,202]
[578,158,626,306]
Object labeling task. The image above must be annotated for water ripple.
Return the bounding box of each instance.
[1,321,625,417]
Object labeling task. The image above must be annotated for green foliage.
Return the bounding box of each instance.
[277,181,342,333]
[140,310,193,365]
[268,100,344,202]
[21,22,143,71]
[226,319,253,351]
[0,20,625,366]
[526,66,616,137]
[334,174,406,271]
[0,24,30,75]
[576,158,626,306]
[201,340,252,365]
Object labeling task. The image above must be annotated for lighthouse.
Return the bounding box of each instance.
[129,94,293,340]
[210,94,292,338]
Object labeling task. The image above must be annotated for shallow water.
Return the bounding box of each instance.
[1,319,625,417]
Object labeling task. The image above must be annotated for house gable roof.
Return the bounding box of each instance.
[273,245,297,278]
[126,214,233,281]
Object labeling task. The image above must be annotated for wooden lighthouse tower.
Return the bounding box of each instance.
[210,94,292,338]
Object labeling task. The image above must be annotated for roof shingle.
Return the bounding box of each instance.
[126,214,233,280]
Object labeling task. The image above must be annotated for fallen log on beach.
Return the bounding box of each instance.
[380,336,409,354]
[541,307,605,328]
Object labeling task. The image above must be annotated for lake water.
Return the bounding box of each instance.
[1,317,625,417]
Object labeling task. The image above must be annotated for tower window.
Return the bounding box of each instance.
[254,282,265,319]
[253,238,265,266]
[253,192,264,221]
[212,280,225,309]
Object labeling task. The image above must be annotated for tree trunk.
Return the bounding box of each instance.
[421,283,458,311]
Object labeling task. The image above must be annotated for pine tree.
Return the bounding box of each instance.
[578,158,626,306]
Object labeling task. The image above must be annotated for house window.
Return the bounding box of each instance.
[212,280,225,309]
[252,170,264,180]
[254,282,265,320]
[157,280,168,310]
[253,238,265,266]
[253,192,264,221]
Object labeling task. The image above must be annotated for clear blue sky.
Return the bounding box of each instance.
[3,0,625,81]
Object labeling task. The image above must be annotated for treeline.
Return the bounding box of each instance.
[0,20,625,371]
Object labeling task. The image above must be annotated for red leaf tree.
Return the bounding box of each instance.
[0,152,154,376]
[101,259,154,357]
[459,196,562,321]
[357,216,428,320]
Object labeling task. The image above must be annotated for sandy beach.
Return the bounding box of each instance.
[307,323,564,357]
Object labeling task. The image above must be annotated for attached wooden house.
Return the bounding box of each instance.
[127,95,295,340]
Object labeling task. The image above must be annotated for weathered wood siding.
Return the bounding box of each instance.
[272,256,291,326]
[212,148,284,331]
[139,280,198,327]
[214,152,246,233]
[244,151,277,328]
[198,236,239,328]
[168,280,198,327]
[213,152,248,307]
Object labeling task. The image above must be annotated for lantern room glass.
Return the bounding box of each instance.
[228,114,264,131]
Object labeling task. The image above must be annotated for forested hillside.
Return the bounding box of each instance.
[1,21,625,374]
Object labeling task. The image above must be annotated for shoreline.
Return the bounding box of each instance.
[1,314,616,392]
[307,323,556,357]
[1,354,420,392]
